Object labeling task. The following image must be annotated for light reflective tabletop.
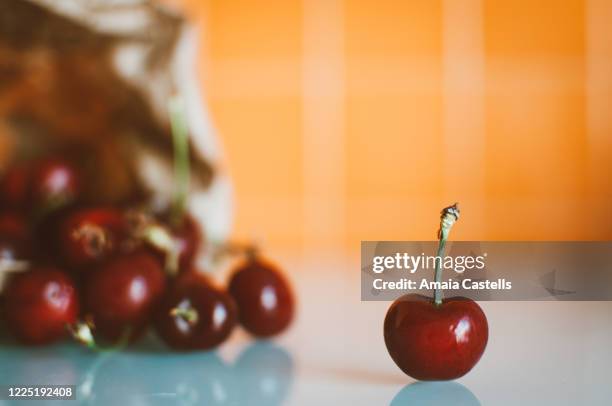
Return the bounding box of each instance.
[1,254,611,405]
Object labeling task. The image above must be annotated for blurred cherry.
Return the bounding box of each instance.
[154,272,236,350]
[0,158,80,213]
[84,250,166,342]
[228,257,294,338]
[4,267,79,345]
[30,158,80,210]
[57,207,130,269]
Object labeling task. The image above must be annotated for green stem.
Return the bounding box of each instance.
[433,203,460,306]
[0,259,29,273]
[68,321,131,353]
[168,96,191,227]
[170,303,199,325]
[142,224,180,276]
[433,237,447,306]
[209,240,260,267]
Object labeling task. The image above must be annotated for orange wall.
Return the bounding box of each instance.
[166,0,612,252]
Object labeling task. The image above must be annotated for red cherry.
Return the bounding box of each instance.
[57,207,129,269]
[3,267,79,345]
[84,251,166,342]
[384,294,488,381]
[154,272,237,350]
[228,258,294,338]
[0,158,80,212]
[30,158,80,210]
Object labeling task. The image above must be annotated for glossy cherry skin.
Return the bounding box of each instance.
[384,294,488,381]
[228,258,294,338]
[57,207,129,269]
[84,251,166,342]
[3,267,79,345]
[30,158,80,210]
[154,272,237,350]
[0,158,80,211]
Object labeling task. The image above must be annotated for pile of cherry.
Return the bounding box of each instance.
[0,157,294,350]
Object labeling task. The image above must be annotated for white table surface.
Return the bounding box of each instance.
[1,254,610,405]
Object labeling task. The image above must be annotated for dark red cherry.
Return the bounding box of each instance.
[228,258,294,338]
[57,207,129,269]
[4,267,79,345]
[0,158,80,212]
[384,294,488,381]
[30,158,80,210]
[154,272,237,350]
[84,251,166,342]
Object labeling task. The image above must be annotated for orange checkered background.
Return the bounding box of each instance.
[162,0,612,253]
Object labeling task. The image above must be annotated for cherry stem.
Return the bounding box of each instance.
[67,320,99,351]
[210,241,259,265]
[168,95,191,228]
[170,304,199,326]
[434,203,460,306]
[125,210,180,276]
[142,223,180,276]
[0,259,30,273]
[68,320,131,353]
